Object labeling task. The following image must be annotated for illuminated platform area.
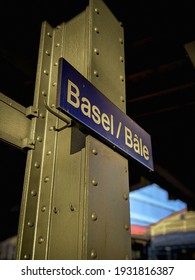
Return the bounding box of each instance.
[129,183,187,227]
[129,184,195,259]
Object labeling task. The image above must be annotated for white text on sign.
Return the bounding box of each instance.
[67,79,150,161]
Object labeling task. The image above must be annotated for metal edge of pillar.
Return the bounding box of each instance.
[16,21,50,259]
[88,0,126,113]
[47,9,90,260]
[16,21,62,259]
[32,22,66,259]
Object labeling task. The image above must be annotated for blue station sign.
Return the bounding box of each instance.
[57,58,154,171]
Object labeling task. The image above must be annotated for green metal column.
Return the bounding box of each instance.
[16,0,131,260]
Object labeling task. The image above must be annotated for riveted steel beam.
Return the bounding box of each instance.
[16,0,131,259]
[0,93,33,149]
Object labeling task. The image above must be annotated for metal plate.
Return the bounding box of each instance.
[85,136,131,259]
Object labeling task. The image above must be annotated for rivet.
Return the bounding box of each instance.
[47,150,52,156]
[44,176,49,183]
[56,43,60,47]
[93,70,99,77]
[91,179,98,186]
[53,207,59,214]
[39,112,45,118]
[31,190,37,196]
[119,37,123,45]
[23,254,30,259]
[45,50,50,56]
[42,90,47,96]
[90,249,97,259]
[27,221,34,227]
[47,32,52,38]
[41,205,46,212]
[49,126,54,131]
[124,223,129,230]
[120,75,124,82]
[92,148,98,155]
[43,70,49,76]
[120,56,124,63]
[70,204,75,212]
[52,82,57,87]
[38,236,44,244]
[37,136,42,142]
[123,193,128,200]
[94,8,100,15]
[94,27,99,34]
[94,48,99,55]
[91,212,97,221]
[120,95,125,102]
[54,62,58,66]
[34,162,40,168]
[50,103,55,108]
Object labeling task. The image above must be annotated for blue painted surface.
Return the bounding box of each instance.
[57,58,153,170]
[129,184,187,226]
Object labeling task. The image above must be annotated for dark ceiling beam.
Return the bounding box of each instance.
[126,82,195,103]
[155,164,195,209]
[130,101,195,118]
[127,58,189,82]
[129,160,195,209]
